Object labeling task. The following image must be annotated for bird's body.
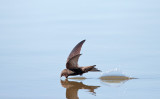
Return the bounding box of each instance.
[61,40,101,78]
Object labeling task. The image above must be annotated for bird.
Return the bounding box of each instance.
[61,40,101,78]
[61,79,100,99]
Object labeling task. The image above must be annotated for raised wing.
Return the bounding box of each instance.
[66,54,81,69]
[66,40,85,63]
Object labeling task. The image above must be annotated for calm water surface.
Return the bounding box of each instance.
[0,0,160,99]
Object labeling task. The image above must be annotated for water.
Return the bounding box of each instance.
[0,0,160,99]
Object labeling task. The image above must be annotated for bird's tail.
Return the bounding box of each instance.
[81,65,101,73]
[90,65,101,72]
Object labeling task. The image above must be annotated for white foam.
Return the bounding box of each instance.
[101,68,126,77]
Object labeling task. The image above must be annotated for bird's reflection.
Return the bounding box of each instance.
[60,79,100,99]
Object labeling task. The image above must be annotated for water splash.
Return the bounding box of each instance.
[100,68,136,87]
[101,68,127,77]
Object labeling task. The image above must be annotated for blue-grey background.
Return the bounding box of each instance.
[0,0,160,99]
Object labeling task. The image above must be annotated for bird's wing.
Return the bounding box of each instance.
[66,40,85,63]
[66,54,81,69]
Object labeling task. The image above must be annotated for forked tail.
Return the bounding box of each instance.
[90,65,101,72]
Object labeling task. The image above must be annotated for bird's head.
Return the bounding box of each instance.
[60,69,68,78]
[60,72,64,77]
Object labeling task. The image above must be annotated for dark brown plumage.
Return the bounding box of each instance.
[61,40,101,78]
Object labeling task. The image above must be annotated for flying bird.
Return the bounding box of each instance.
[61,40,101,78]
